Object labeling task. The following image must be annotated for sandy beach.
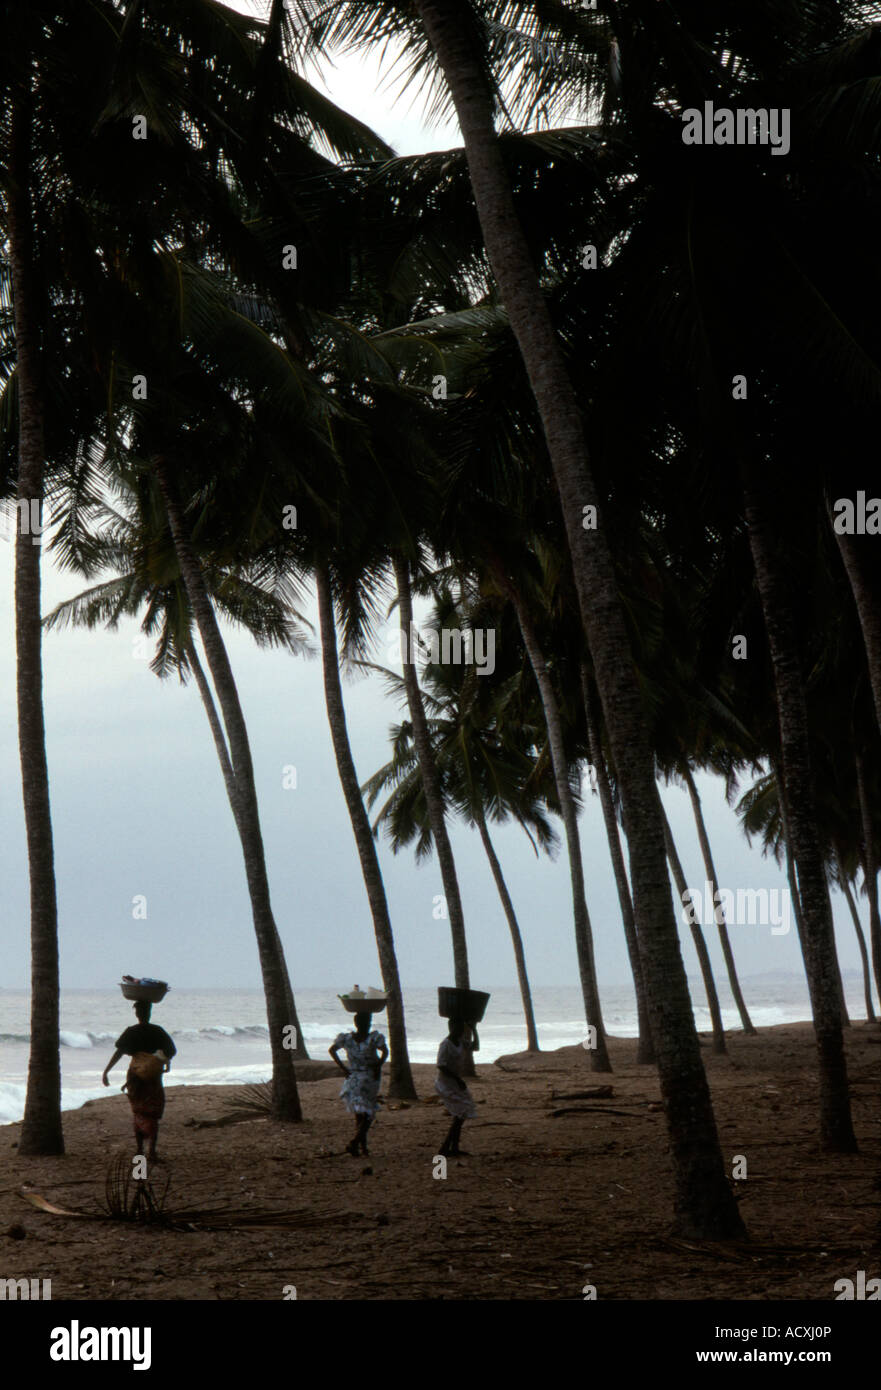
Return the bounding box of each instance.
[1,1021,878,1301]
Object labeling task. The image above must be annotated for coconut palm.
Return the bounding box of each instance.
[659,800,726,1056]
[314,558,418,1097]
[491,568,610,1068]
[580,667,654,1064]
[680,765,757,1036]
[298,0,751,1232]
[833,845,877,1024]
[853,748,881,1003]
[1,0,397,1148]
[43,454,315,1092]
[5,85,63,1155]
[393,552,472,991]
[361,594,560,1052]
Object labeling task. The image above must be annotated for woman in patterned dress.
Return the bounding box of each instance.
[102,1000,176,1162]
[435,1015,479,1157]
[329,1012,388,1156]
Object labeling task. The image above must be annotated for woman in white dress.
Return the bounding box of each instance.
[435,1015,479,1156]
[329,1013,388,1156]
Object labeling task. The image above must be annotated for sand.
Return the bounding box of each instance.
[1,1022,878,1301]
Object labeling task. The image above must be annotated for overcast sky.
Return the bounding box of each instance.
[0,19,868,997]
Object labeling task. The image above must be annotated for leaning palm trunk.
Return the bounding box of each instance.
[185,639,307,1059]
[392,554,470,989]
[854,749,881,1003]
[681,765,756,1035]
[315,562,417,1099]
[775,773,846,1028]
[775,755,818,968]
[153,460,302,1121]
[660,804,727,1055]
[835,847,877,1022]
[581,666,654,1063]
[10,93,64,1156]
[415,0,742,1237]
[744,480,855,1151]
[501,581,610,1070]
[835,952,851,1027]
[474,807,539,1052]
[831,518,881,737]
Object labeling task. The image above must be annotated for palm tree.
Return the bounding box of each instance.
[393,553,471,991]
[1,0,375,1152]
[314,558,418,1097]
[831,517,881,739]
[494,569,610,1069]
[535,0,871,1151]
[833,846,877,1024]
[580,667,654,1064]
[6,82,63,1155]
[659,800,726,1056]
[681,764,757,1036]
[155,460,308,1118]
[44,461,313,1098]
[364,708,544,1052]
[853,748,881,1003]
[370,0,743,1233]
[742,476,856,1150]
[361,593,553,1052]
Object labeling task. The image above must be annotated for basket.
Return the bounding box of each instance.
[120,981,169,1004]
[338,993,387,1014]
[438,987,490,1024]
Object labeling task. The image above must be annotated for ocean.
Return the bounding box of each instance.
[0,974,869,1126]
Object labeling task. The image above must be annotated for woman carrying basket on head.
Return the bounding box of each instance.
[329,1012,388,1156]
[102,1000,176,1162]
[436,1015,479,1157]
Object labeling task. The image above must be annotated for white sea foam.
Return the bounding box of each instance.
[59,1030,96,1049]
[0,1083,28,1126]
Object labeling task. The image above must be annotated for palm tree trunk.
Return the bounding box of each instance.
[581,666,654,1064]
[831,518,881,737]
[10,92,64,1156]
[153,459,303,1121]
[474,808,539,1052]
[501,579,610,1070]
[315,561,417,1099]
[185,637,307,1059]
[392,554,470,989]
[835,847,877,1022]
[774,765,847,1027]
[744,478,855,1151]
[834,949,851,1027]
[780,767,849,1031]
[854,749,881,1004]
[774,760,806,951]
[415,0,743,1237]
[659,803,727,1055]
[774,753,816,969]
[681,764,756,1035]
